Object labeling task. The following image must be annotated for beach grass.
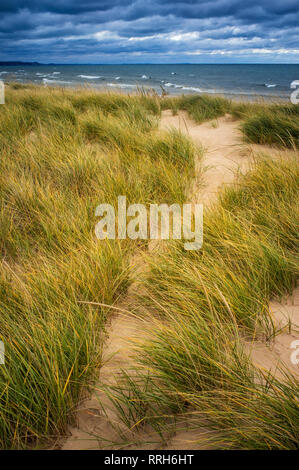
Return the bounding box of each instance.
[0,83,298,449]
[102,154,299,450]
[163,93,299,148]
[161,94,231,123]
[0,85,197,448]
[241,111,299,148]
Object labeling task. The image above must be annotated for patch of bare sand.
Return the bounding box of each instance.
[245,286,299,379]
[62,110,298,451]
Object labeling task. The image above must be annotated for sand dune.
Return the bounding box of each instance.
[62,111,298,450]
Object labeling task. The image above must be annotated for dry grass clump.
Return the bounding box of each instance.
[241,111,299,148]
[162,94,231,122]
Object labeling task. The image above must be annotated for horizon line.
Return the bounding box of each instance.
[1,61,299,66]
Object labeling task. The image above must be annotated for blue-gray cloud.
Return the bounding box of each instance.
[0,1,298,63]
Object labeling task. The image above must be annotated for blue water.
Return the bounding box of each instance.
[1,64,298,100]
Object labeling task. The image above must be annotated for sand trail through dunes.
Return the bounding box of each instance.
[62,111,248,450]
[160,110,248,205]
[61,111,298,450]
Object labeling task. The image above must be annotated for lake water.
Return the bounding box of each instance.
[1,64,298,100]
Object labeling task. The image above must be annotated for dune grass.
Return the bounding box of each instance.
[142,155,298,329]
[0,85,197,448]
[103,155,299,450]
[161,94,231,123]
[241,111,299,148]
[0,84,298,450]
[162,93,299,148]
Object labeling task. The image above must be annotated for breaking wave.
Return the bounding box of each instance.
[77,75,102,79]
[43,78,72,85]
[107,83,136,89]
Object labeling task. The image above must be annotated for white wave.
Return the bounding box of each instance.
[182,86,202,93]
[107,83,136,89]
[141,75,149,79]
[174,84,183,89]
[77,75,102,79]
[36,73,52,78]
[115,76,121,80]
[265,83,277,88]
[200,88,218,94]
[171,72,177,75]
[164,82,175,87]
[0,71,8,75]
[43,78,72,85]
[52,72,60,75]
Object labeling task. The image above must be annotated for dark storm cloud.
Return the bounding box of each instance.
[0,1,298,63]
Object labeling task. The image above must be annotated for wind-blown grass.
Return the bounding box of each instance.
[142,156,299,331]
[103,155,299,450]
[161,94,231,123]
[241,112,299,148]
[1,84,298,450]
[0,85,197,448]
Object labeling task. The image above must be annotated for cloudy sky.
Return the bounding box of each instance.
[1,1,299,64]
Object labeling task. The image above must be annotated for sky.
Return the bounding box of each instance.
[1,1,299,64]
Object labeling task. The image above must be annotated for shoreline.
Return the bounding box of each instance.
[2,62,297,103]
[5,80,292,103]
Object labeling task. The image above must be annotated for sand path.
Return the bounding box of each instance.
[160,110,248,205]
[61,111,298,450]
